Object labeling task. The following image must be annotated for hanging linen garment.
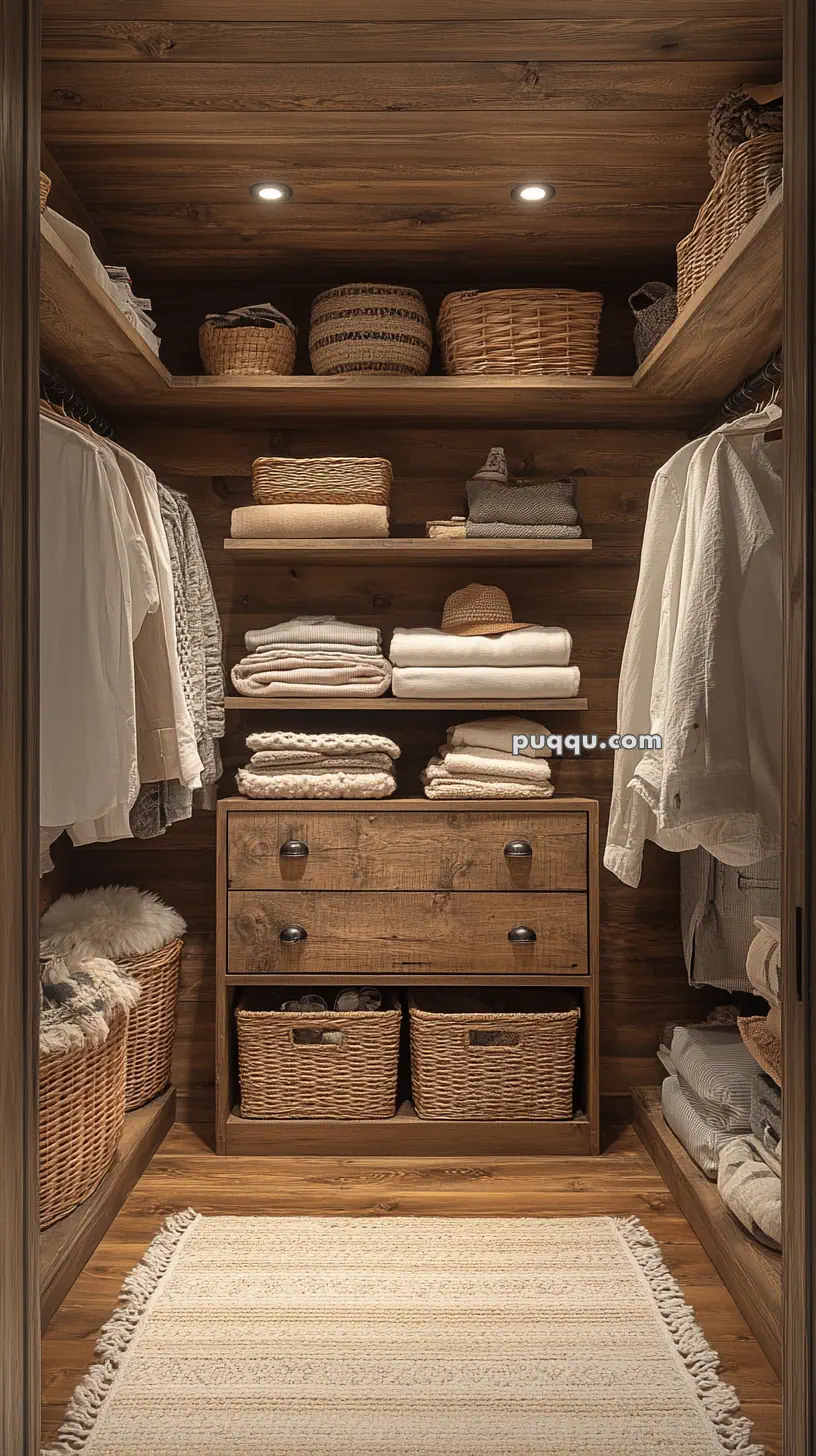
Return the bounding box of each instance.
[605,405,782,887]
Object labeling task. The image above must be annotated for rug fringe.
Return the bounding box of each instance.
[616,1216,765,1456]
[41,1207,199,1456]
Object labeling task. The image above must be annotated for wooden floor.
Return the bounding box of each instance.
[41,1121,783,1454]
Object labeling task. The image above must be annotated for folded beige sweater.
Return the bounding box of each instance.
[249,751,395,776]
[389,625,572,668]
[231,504,389,539]
[392,665,580,699]
[246,617,381,652]
[231,654,392,697]
[238,767,396,800]
[439,745,552,783]
[246,731,400,758]
[421,759,554,800]
[447,715,553,757]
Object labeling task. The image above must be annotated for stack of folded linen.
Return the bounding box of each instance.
[738,915,782,1085]
[231,502,389,540]
[237,731,399,800]
[660,1018,757,1178]
[231,453,390,540]
[716,1069,782,1251]
[463,447,583,540]
[425,517,467,540]
[230,616,391,698]
[421,714,555,800]
[390,584,580,700]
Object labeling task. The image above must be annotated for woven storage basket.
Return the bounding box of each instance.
[629,282,678,365]
[118,937,183,1110]
[409,989,579,1121]
[252,455,393,507]
[437,289,603,377]
[677,134,784,309]
[309,284,432,376]
[40,171,51,212]
[708,86,783,182]
[236,990,401,1119]
[39,1006,128,1228]
[199,320,296,377]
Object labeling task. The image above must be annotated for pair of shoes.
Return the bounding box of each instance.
[281,986,382,1014]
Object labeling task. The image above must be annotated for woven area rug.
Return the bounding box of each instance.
[45,1212,762,1456]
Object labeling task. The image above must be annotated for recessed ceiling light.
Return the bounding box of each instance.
[250,181,293,202]
[511,182,556,203]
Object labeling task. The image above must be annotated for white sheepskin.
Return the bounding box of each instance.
[41,886,186,962]
[40,954,142,1057]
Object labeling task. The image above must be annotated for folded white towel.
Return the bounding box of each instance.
[447,715,554,758]
[389,625,572,668]
[231,654,392,697]
[421,759,555,800]
[439,745,552,783]
[391,665,580,699]
[231,504,389,539]
[246,617,381,652]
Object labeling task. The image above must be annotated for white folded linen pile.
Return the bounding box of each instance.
[237,731,400,800]
[231,615,391,698]
[421,715,555,800]
[390,625,579,700]
[660,1021,758,1179]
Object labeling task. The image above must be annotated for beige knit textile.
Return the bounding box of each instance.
[422,759,556,799]
[237,767,396,799]
[231,503,389,539]
[246,730,400,757]
[45,1211,762,1456]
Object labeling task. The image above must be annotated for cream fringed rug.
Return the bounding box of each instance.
[45,1212,762,1456]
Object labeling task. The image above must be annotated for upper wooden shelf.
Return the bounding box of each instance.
[223,537,592,564]
[40,214,172,405]
[225,695,588,712]
[633,185,783,403]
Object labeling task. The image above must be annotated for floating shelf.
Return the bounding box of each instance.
[223,537,592,564]
[633,185,783,404]
[40,213,171,406]
[633,1086,781,1379]
[225,696,588,712]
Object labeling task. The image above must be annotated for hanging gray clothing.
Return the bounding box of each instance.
[680,847,780,992]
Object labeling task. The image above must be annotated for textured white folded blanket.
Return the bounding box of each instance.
[246,617,381,652]
[439,745,552,782]
[421,760,555,800]
[237,767,396,799]
[392,665,580,699]
[231,504,389,539]
[447,715,553,757]
[246,731,400,757]
[231,655,392,696]
[389,625,572,668]
[249,752,395,775]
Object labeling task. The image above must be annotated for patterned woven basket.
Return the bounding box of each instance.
[252,455,393,507]
[309,284,432,376]
[409,990,579,1121]
[629,282,678,365]
[236,990,401,1119]
[40,171,51,212]
[437,289,603,376]
[117,937,183,1110]
[199,320,296,376]
[677,134,784,309]
[39,1006,128,1228]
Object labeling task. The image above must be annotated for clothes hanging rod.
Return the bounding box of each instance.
[723,349,783,418]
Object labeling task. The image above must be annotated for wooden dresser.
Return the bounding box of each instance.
[216,796,599,1157]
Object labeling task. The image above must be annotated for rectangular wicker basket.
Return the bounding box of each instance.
[437,288,603,377]
[676,133,784,309]
[409,989,579,1121]
[252,455,393,507]
[236,989,402,1120]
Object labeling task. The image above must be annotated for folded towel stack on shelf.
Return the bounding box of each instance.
[237,731,400,800]
[230,616,392,698]
[738,916,783,1083]
[231,456,391,540]
[421,714,555,800]
[659,1014,757,1179]
[44,209,162,356]
[390,584,581,700]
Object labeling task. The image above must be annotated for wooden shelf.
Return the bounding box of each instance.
[225,972,590,987]
[633,185,783,403]
[225,695,587,712]
[40,1086,175,1329]
[633,1086,781,1379]
[40,213,171,406]
[223,536,592,563]
[225,1100,592,1156]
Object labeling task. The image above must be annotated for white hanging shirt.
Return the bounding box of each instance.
[604,406,782,887]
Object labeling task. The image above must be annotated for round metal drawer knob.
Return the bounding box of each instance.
[504,839,533,858]
[507,925,537,944]
[280,839,309,859]
[280,925,308,944]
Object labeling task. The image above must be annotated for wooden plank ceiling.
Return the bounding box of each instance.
[41,1,783,281]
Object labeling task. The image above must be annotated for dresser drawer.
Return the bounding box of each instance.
[227,810,587,892]
[227,890,588,977]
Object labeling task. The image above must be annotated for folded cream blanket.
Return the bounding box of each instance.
[231,504,389,539]
[238,767,396,799]
[389,625,572,668]
[249,752,395,776]
[718,1135,781,1250]
[392,665,580,699]
[231,655,392,697]
[246,617,381,652]
[422,762,555,801]
[439,745,552,783]
[746,916,781,1007]
[247,731,400,758]
[448,715,553,757]
[466,521,583,539]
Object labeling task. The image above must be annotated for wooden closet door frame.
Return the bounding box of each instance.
[0,0,41,1452]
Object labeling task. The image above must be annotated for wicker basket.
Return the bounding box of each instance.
[708,86,783,182]
[629,282,678,365]
[677,134,784,309]
[39,1007,128,1228]
[252,455,393,507]
[117,937,183,1110]
[437,288,603,377]
[236,990,401,1119]
[199,321,296,377]
[40,171,51,212]
[309,284,432,376]
[409,989,579,1121]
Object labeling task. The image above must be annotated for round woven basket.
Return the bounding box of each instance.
[40,171,52,212]
[118,937,183,1110]
[39,1006,128,1228]
[629,282,678,365]
[252,455,393,507]
[309,284,432,376]
[676,133,783,309]
[199,321,296,377]
[437,289,603,376]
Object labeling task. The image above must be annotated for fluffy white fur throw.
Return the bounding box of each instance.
[40,955,141,1057]
[246,731,400,758]
[41,886,186,962]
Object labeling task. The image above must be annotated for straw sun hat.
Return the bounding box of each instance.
[441,582,532,637]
